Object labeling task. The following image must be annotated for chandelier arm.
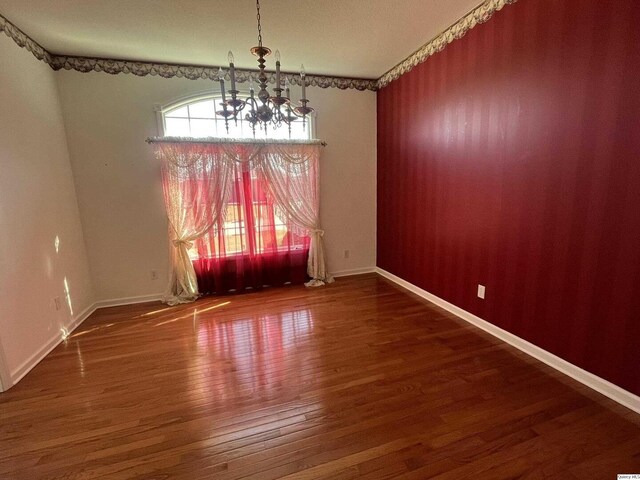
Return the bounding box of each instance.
[246,95,259,110]
[271,103,282,128]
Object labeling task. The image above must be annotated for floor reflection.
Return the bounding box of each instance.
[69,323,116,339]
[154,302,230,327]
[133,307,173,318]
[190,308,314,403]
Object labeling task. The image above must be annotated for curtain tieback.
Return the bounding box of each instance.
[173,238,194,249]
[310,229,325,237]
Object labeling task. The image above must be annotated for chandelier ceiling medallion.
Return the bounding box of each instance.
[217,0,314,136]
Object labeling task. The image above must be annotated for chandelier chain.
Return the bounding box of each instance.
[256,0,262,47]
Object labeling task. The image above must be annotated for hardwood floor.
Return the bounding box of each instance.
[1,274,639,479]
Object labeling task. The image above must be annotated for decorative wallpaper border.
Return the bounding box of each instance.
[2,0,519,92]
[377,0,518,89]
[0,13,52,65]
[0,13,375,91]
[49,55,377,91]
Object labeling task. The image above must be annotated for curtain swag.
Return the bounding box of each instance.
[152,138,332,305]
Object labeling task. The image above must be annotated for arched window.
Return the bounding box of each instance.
[156,94,315,295]
[159,94,313,140]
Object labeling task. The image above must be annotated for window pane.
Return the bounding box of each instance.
[165,105,188,118]
[190,119,216,138]
[252,125,268,139]
[223,204,246,254]
[188,100,215,118]
[288,119,308,139]
[267,122,290,139]
[162,96,313,140]
[165,117,190,136]
[226,120,243,138]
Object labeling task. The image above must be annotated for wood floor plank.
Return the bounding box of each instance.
[0,274,638,479]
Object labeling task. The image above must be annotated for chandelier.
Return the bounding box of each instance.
[216,0,314,136]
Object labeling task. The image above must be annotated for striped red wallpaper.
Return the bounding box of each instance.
[377,0,640,395]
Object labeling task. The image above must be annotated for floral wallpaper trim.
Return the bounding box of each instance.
[377,0,519,89]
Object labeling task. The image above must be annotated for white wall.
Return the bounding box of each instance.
[56,71,377,301]
[0,37,94,387]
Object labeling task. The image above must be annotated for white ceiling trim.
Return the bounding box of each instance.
[1,0,518,92]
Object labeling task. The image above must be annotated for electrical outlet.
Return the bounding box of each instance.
[343,249,350,259]
[53,296,62,311]
[151,270,158,280]
[477,285,486,300]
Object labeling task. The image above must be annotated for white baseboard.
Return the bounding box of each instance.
[9,302,98,386]
[4,293,163,390]
[9,274,638,416]
[0,337,11,392]
[375,267,640,415]
[332,267,377,278]
[93,293,164,309]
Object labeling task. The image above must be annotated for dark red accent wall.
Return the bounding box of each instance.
[377,0,640,395]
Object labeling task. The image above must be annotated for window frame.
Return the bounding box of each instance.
[154,91,317,140]
[189,172,309,261]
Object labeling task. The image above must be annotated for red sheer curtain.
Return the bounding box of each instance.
[191,162,310,294]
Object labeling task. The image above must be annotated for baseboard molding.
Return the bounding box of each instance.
[332,267,377,278]
[375,267,640,415]
[0,336,11,392]
[93,293,164,309]
[9,276,639,415]
[9,302,98,386]
[4,293,163,390]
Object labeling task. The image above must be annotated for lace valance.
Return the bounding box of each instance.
[148,137,325,169]
[146,136,326,146]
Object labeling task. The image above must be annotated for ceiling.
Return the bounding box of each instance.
[0,0,485,79]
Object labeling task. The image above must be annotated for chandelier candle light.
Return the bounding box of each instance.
[216,0,314,137]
